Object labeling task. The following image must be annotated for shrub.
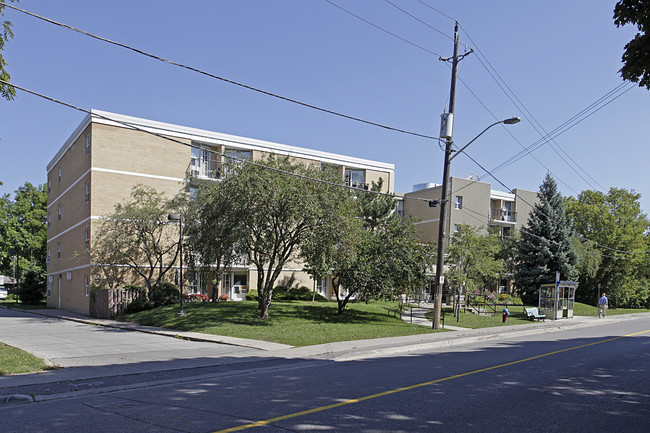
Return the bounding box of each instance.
[246,289,258,301]
[125,297,154,314]
[272,285,327,301]
[18,269,46,304]
[218,293,229,301]
[149,282,180,307]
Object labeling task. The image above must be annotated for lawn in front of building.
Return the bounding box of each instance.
[122,300,440,347]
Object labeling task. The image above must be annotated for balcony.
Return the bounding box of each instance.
[489,208,517,224]
[345,179,369,190]
[190,158,222,180]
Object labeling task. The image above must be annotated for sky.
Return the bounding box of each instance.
[1,1,649,211]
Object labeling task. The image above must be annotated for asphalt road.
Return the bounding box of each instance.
[1,317,648,432]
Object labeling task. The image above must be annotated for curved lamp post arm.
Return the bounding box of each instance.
[449,117,520,162]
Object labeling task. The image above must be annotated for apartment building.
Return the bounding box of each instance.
[46,110,395,314]
[402,176,537,293]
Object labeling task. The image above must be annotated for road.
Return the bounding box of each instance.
[1,315,648,432]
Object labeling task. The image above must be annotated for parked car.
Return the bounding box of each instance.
[0,287,8,300]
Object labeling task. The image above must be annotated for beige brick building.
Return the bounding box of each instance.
[46,110,395,314]
[402,176,537,294]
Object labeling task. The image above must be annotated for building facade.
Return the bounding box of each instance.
[402,176,538,294]
[46,110,395,314]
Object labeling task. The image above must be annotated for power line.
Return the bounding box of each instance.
[324,0,444,56]
[383,0,454,42]
[5,3,440,142]
[415,0,458,23]
[488,83,635,176]
[3,79,439,208]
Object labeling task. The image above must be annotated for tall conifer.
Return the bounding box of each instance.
[515,174,577,301]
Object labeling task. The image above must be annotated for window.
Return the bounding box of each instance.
[455,196,463,210]
[233,273,248,294]
[85,135,91,156]
[345,169,367,189]
[317,278,329,295]
[501,227,511,238]
[47,247,51,263]
[224,149,252,176]
[47,178,51,194]
[85,182,90,203]
[396,200,404,217]
[58,167,61,184]
[57,242,61,259]
[84,275,89,297]
[47,214,51,228]
[58,204,61,222]
[454,224,460,233]
[84,228,90,249]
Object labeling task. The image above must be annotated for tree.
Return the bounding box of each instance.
[514,175,578,303]
[446,225,503,293]
[217,155,343,319]
[0,0,18,100]
[185,179,244,302]
[0,182,47,281]
[614,0,650,90]
[566,188,649,306]
[304,180,433,315]
[90,185,179,295]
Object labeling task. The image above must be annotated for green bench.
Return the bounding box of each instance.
[524,307,546,321]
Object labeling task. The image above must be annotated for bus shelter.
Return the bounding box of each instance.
[539,281,579,320]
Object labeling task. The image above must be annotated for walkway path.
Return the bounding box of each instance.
[400,304,471,330]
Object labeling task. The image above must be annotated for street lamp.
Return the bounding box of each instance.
[168,214,185,317]
[432,117,520,329]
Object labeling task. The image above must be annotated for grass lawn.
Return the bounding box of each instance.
[0,343,52,375]
[423,306,534,329]
[573,302,650,317]
[0,299,49,310]
[122,300,439,347]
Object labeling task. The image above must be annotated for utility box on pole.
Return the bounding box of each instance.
[440,113,454,139]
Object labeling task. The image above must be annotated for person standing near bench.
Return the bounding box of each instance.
[598,293,608,318]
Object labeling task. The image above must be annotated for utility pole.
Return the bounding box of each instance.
[432,23,460,330]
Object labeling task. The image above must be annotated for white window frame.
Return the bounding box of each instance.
[58,167,61,184]
[57,242,61,259]
[58,204,61,222]
[455,196,463,210]
[84,275,89,297]
[84,228,90,250]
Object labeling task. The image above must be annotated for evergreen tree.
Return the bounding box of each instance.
[515,174,577,303]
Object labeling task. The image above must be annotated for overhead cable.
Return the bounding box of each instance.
[5,3,439,142]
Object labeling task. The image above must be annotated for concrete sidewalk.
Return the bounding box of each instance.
[1,305,648,405]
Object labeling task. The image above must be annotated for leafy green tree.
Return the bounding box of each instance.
[18,268,45,304]
[185,179,246,302]
[614,0,650,90]
[90,185,179,295]
[446,225,503,292]
[514,175,578,303]
[0,0,18,100]
[566,188,649,306]
[217,155,344,319]
[305,181,433,315]
[0,182,47,281]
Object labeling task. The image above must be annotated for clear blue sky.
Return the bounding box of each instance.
[1,1,649,211]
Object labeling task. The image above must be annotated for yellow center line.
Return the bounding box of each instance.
[214,330,650,433]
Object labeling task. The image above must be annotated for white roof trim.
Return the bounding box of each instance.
[490,190,515,201]
[89,110,395,172]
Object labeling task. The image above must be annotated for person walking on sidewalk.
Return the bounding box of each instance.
[598,293,608,318]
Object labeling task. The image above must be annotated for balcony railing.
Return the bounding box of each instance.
[345,180,369,190]
[489,209,517,223]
